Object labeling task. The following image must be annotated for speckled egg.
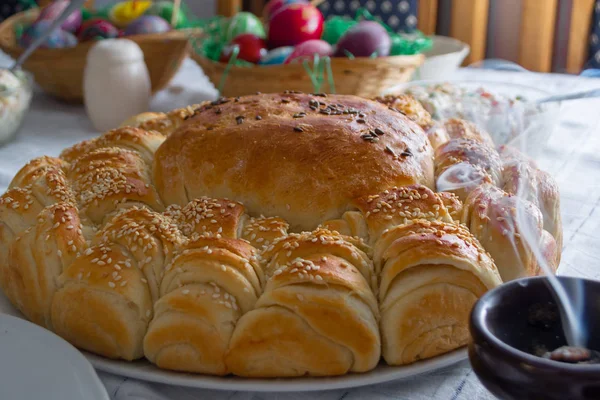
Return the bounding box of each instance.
[78,19,120,41]
[123,15,171,36]
[259,46,295,65]
[20,21,78,49]
[36,0,82,33]
[221,12,266,41]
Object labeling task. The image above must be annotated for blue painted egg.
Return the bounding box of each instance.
[78,19,119,41]
[259,46,295,65]
[20,21,78,49]
[123,15,171,36]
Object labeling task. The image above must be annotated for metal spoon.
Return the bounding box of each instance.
[9,0,87,73]
[536,89,600,105]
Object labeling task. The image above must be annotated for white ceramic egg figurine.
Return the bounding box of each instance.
[84,39,151,132]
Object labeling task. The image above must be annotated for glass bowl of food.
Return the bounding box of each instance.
[0,68,33,145]
[383,80,560,157]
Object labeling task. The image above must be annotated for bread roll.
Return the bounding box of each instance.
[373,220,502,365]
[373,94,449,150]
[154,93,435,231]
[61,127,165,165]
[52,241,153,360]
[443,118,494,147]
[164,197,246,239]
[373,94,433,129]
[145,236,261,374]
[0,161,78,308]
[226,232,380,377]
[435,138,502,200]
[262,228,375,289]
[501,154,562,254]
[353,185,453,244]
[68,147,164,224]
[7,203,85,328]
[240,215,289,250]
[119,112,166,129]
[461,184,546,281]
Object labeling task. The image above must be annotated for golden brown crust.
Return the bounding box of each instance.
[461,184,544,281]
[240,215,289,250]
[443,118,494,147]
[0,92,564,377]
[146,235,262,375]
[373,220,501,365]
[164,197,246,240]
[225,254,380,377]
[61,127,165,165]
[119,112,166,129]
[373,94,449,150]
[68,147,164,224]
[353,185,453,244]
[52,242,153,360]
[154,93,434,231]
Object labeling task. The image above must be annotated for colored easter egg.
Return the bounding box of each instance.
[220,33,267,64]
[263,0,308,20]
[78,19,120,41]
[259,46,294,65]
[123,15,171,36]
[268,3,324,48]
[20,21,78,49]
[36,0,82,33]
[334,21,391,58]
[285,40,332,64]
[109,1,152,28]
[145,1,189,29]
[221,12,266,42]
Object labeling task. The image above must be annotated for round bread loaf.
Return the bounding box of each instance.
[154,93,435,231]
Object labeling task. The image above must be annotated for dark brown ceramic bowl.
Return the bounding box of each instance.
[469,276,600,400]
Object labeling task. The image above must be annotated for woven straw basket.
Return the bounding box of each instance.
[0,8,191,103]
[194,53,424,98]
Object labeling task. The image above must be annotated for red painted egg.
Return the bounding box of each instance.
[285,40,332,64]
[268,3,324,48]
[220,33,268,64]
[263,0,308,20]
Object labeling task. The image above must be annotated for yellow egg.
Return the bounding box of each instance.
[109,1,152,28]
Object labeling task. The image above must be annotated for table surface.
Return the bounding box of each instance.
[1,52,600,400]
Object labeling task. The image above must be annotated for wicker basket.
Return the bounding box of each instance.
[194,52,424,98]
[0,9,191,103]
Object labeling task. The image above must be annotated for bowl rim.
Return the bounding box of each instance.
[470,275,600,374]
[0,68,33,97]
[423,35,470,58]
[383,79,555,99]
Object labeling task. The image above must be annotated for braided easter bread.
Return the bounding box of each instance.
[0,93,561,378]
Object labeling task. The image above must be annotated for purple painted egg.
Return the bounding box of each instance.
[123,15,171,36]
[20,21,78,49]
[37,0,82,33]
[78,19,119,41]
[285,39,332,64]
[334,21,391,58]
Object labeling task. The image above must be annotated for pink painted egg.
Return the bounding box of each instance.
[285,40,332,64]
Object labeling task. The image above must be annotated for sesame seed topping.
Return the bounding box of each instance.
[108,282,116,288]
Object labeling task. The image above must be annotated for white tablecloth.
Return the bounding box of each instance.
[2,52,600,400]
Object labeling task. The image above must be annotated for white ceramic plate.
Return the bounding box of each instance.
[0,292,467,392]
[0,313,109,400]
